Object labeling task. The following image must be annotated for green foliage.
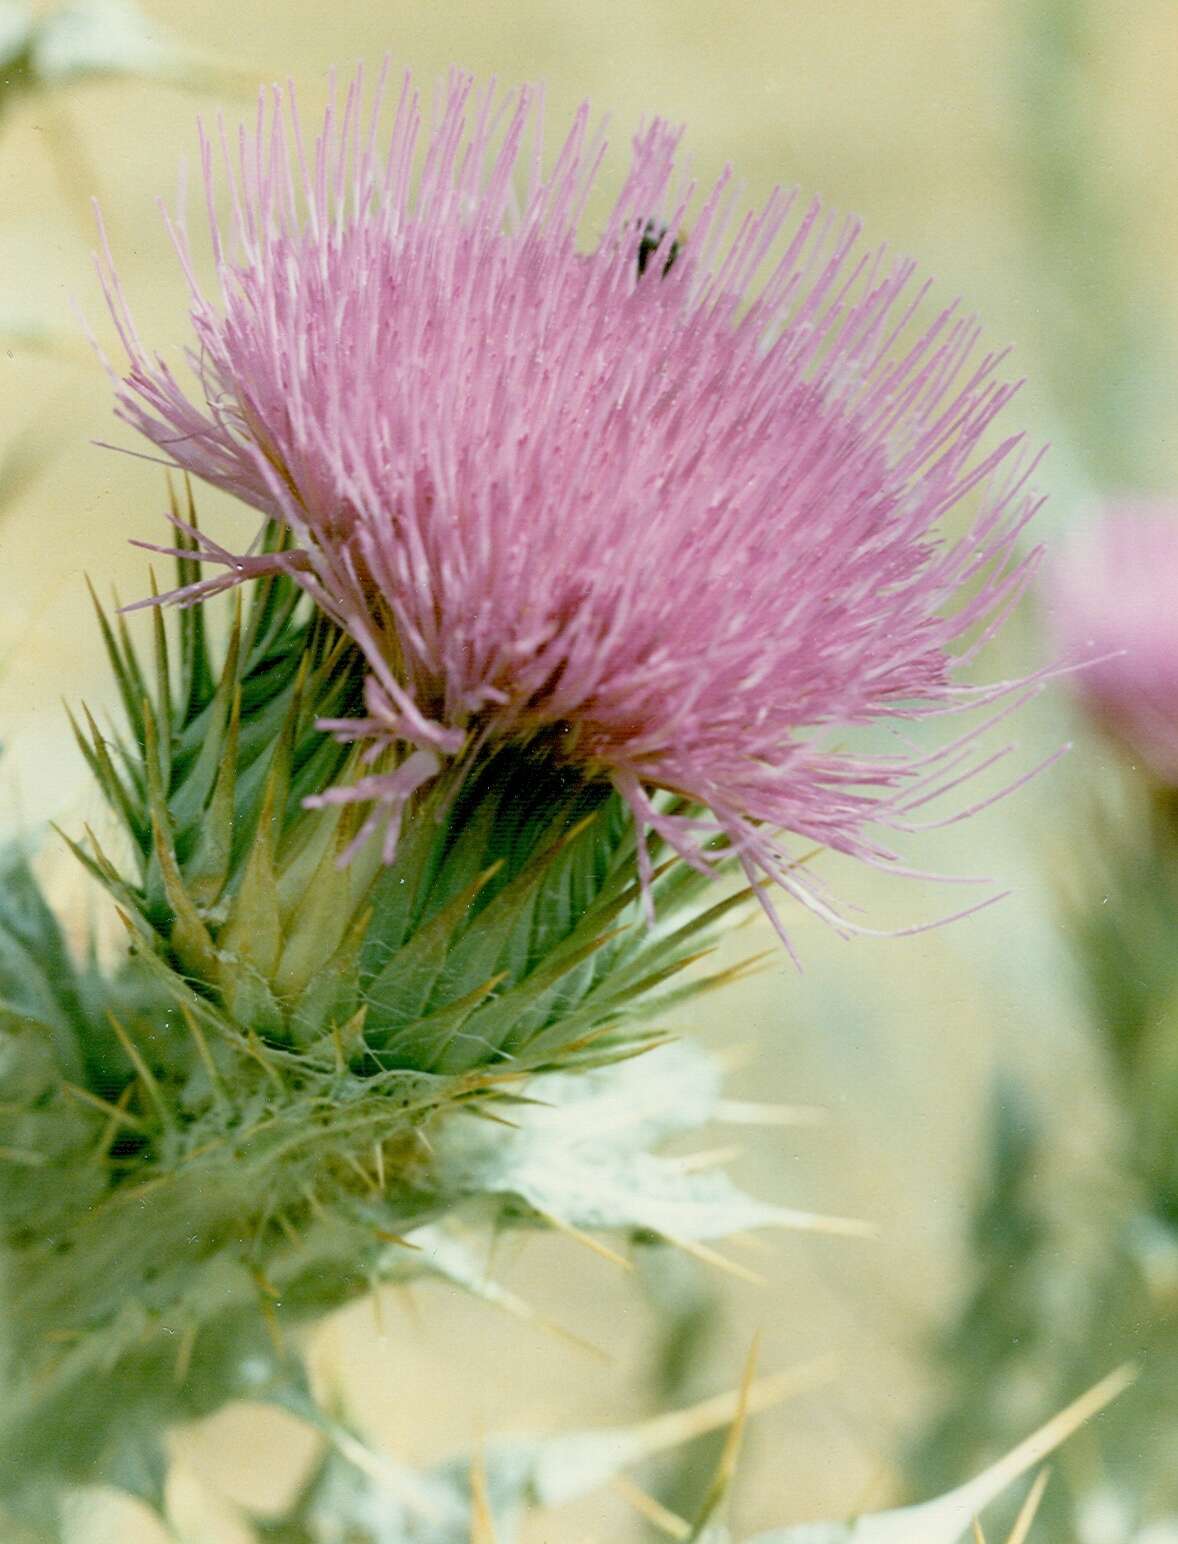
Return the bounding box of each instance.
[907,1081,1053,1501]
[911,776,1178,1537]
[239,1348,1128,1544]
[0,996,799,1530]
[0,849,109,1257]
[0,512,773,1530]
[0,847,96,1078]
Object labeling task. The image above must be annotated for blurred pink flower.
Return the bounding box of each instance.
[1049,503,1178,783]
[98,65,1047,933]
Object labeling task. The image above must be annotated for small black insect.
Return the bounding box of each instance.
[636,218,683,279]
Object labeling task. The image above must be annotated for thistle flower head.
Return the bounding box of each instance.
[99,64,1046,931]
[1049,502,1178,783]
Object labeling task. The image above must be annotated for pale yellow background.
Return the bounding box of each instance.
[3,0,1177,1539]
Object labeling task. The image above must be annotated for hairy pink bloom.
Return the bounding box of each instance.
[1049,503,1178,783]
[98,65,1047,933]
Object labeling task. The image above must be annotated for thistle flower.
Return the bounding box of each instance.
[99,65,1046,931]
[1049,502,1178,783]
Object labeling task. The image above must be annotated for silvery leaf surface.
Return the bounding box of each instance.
[427,1040,813,1243]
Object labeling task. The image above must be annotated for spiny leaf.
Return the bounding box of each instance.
[0,847,91,1082]
[757,1366,1135,1543]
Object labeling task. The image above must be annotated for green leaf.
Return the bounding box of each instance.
[0,847,94,1083]
[427,1042,818,1247]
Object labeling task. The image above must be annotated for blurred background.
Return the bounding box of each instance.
[3,0,1177,1538]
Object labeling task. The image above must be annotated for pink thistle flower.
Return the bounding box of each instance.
[1048,502,1178,783]
[97,64,1048,936]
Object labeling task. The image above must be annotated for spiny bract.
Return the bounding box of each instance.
[0,512,764,1523]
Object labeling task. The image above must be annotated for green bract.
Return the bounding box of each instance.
[0,497,773,1531]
